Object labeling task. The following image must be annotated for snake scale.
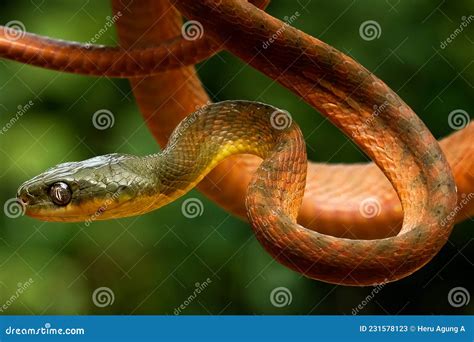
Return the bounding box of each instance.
[2,0,472,285]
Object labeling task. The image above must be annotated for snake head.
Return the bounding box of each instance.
[16,153,154,222]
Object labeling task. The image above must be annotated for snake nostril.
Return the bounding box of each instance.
[16,191,29,207]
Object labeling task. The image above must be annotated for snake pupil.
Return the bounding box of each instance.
[49,182,72,206]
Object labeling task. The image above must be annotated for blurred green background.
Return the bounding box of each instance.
[0,0,472,315]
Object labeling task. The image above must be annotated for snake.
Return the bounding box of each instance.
[3,0,473,285]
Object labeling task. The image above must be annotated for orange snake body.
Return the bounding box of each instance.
[1,0,473,284]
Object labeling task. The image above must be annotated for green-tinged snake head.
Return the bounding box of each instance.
[16,153,161,222]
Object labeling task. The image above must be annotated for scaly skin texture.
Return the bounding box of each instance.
[170,0,460,285]
[1,1,472,239]
[138,0,473,240]
[108,0,264,228]
[17,101,304,223]
[8,0,472,284]
[17,100,456,285]
[0,26,217,76]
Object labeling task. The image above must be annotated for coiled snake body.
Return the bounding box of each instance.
[3,0,473,286]
[16,96,458,285]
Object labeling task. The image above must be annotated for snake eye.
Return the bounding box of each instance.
[49,182,72,206]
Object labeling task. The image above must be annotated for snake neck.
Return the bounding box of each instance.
[132,101,303,217]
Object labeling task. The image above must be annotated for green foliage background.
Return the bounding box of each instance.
[0,0,472,314]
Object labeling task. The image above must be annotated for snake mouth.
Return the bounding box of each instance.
[17,189,150,222]
[19,201,103,222]
[25,210,85,222]
[17,194,29,207]
[16,185,33,206]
